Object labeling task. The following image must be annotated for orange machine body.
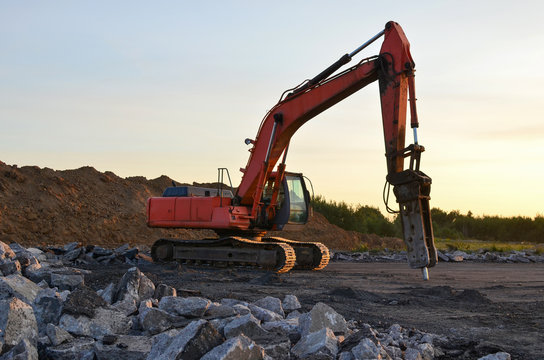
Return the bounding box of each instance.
[147,196,251,230]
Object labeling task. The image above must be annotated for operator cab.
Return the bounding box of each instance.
[273,172,311,230]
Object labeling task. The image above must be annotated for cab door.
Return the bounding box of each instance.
[274,172,310,230]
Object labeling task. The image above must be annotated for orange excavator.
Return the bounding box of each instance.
[147,21,437,279]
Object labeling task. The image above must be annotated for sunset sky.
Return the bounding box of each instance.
[1,1,543,217]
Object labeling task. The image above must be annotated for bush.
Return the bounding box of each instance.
[311,197,544,244]
[311,195,400,237]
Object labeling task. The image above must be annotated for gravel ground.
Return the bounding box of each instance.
[81,260,544,359]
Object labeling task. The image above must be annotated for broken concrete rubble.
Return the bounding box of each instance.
[0,242,517,359]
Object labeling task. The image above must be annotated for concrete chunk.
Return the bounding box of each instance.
[282,294,302,312]
[153,283,177,300]
[33,288,64,335]
[292,327,338,359]
[158,296,211,318]
[146,329,180,360]
[139,300,183,335]
[351,338,381,360]
[253,296,284,317]
[206,302,237,319]
[50,272,84,291]
[223,313,269,339]
[62,286,108,318]
[201,334,264,360]
[114,267,156,304]
[152,319,224,360]
[0,258,21,276]
[249,304,283,322]
[0,297,38,347]
[0,241,16,259]
[46,323,73,346]
[0,274,42,304]
[478,352,512,360]
[299,302,349,337]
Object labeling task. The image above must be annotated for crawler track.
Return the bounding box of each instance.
[263,237,330,270]
[151,237,296,273]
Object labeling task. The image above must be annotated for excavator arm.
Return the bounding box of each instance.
[147,21,437,278]
[235,21,437,276]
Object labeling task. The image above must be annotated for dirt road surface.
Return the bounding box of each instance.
[84,261,544,359]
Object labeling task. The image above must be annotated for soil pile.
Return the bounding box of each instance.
[0,161,402,250]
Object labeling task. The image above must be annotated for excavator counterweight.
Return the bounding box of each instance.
[147,21,436,278]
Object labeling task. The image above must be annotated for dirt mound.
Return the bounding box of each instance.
[0,161,401,251]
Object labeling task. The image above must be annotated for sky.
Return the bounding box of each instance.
[1,1,543,218]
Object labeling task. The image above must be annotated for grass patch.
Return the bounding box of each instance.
[434,238,544,253]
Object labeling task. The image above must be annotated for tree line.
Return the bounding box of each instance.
[311,196,544,243]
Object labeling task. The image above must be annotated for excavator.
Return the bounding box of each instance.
[147,21,437,279]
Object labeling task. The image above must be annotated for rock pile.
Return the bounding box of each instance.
[333,249,544,264]
[0,240,512,359]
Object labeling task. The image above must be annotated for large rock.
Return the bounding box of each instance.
[448,250,466,262]
[50,271,85,291]
[45,337,96,360]
[282,294,302,312]
[0,274,42,304]
[0,338,38,360]
[139,300,183,335]
[153,283,177,300]
[93,335,152,360]
[299,302,349,336]
[114,267,155,305]
[25,248,46,262]
[223,313,269,339]
[205,302,237,319]
[262,317,300,335]
[63,248,82,262]
[46,323,73,346]
[291,327,338,360]
[221,298,249,307]
[0,258,21,276]
[232,303,251,315]
[62,286,108,318]
[249,304,283,322]
[97,282,115,304]
[149,319,224,360]
[158,296,211,318]
[9,243,39,268]
[0,241,16,259]
[478,352,511,360]
[112,295,138,316]
[59,307,132,338]
[32,287,64,334]
[0,297,38,347]
[263,340,291,360]
[146,329,180,360]
[252,296,284,317]
[201,334,264,360]
[351,338,381,360]
[209,316,240,337]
